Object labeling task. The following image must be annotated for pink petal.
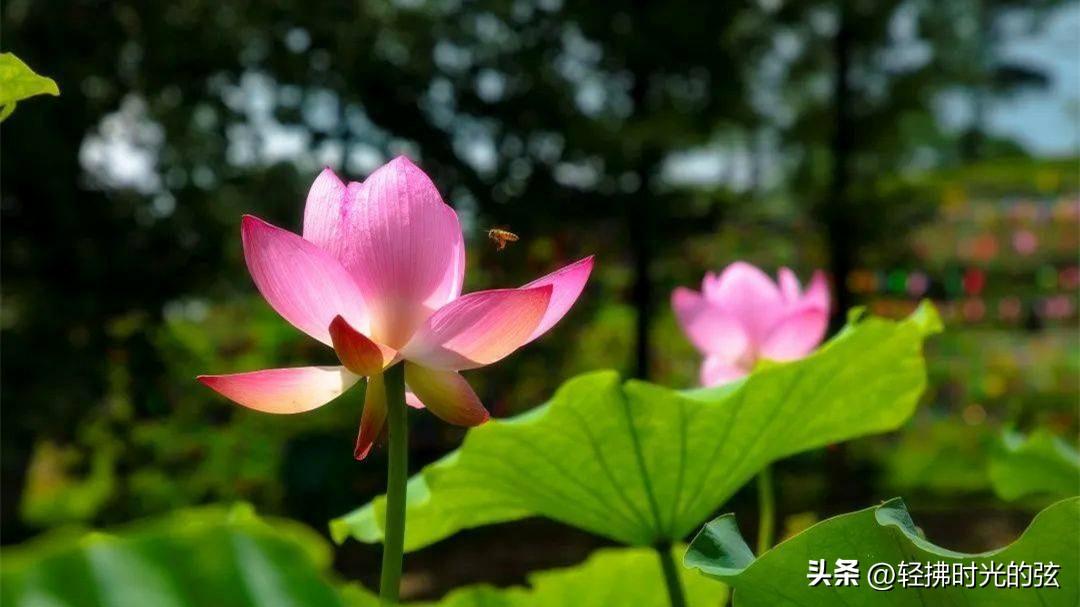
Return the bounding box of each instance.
[759,305,829,361]
[242,215,369,346]
[706,261,785,343]
[701,271,721,299]
[519,256,594,343]
[401,286,553,371]
[198,366,359,414]
[303,158,465,349]
[329,316,396,376]
[700,355,749,387]
[354,373,388,460]
[301,168,349,250]
[802,270,830,312]
[436,228,466,315]
[405,363,490,426]
[778,267,801,303]
[671,287,749,362]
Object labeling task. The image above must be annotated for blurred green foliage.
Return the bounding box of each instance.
[989,429,1080,502]
[1,503,350,606]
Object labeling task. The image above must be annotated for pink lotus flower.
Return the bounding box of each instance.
[199,157,593,459]
[672,262,829,386]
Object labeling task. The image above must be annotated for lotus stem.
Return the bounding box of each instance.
[656,542,687,607]
[756,464,775,555]
[379,363,408,603]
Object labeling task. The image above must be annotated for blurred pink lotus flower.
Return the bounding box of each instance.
[199,157,593,459]
[672,262,829,387]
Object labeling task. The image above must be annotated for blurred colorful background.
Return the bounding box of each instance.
[2,0,1077,600]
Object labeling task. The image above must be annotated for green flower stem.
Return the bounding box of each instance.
[379,363,408,603]
[656,543,687,607]
[756,464,775,555]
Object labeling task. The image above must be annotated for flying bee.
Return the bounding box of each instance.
[487,227,520,251]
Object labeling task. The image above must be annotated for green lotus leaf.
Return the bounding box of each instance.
[333,303,941,551]
[685,497,1079,606]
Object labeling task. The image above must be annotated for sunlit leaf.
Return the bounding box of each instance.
[989,429,1080,501]
[332,303,941,551]
[0,53,59,121]
[685,497,1079,606]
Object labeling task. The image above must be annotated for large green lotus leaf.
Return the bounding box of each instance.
[0,504,353,607]
[332,304,941,551]
[685,497,1079,606]
[0,53,59,121]
[989,429,1080,501]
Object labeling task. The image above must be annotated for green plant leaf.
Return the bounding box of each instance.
[0,53,59,120]
[989,429,1080,501]
[0,504,353,606]
[685,497,1079,606]
[333,303,941,551]
[404,546,726,607]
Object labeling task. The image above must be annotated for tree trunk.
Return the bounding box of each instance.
[823,0,872,512]
[826,0,855,335]
[629,196,653,379]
